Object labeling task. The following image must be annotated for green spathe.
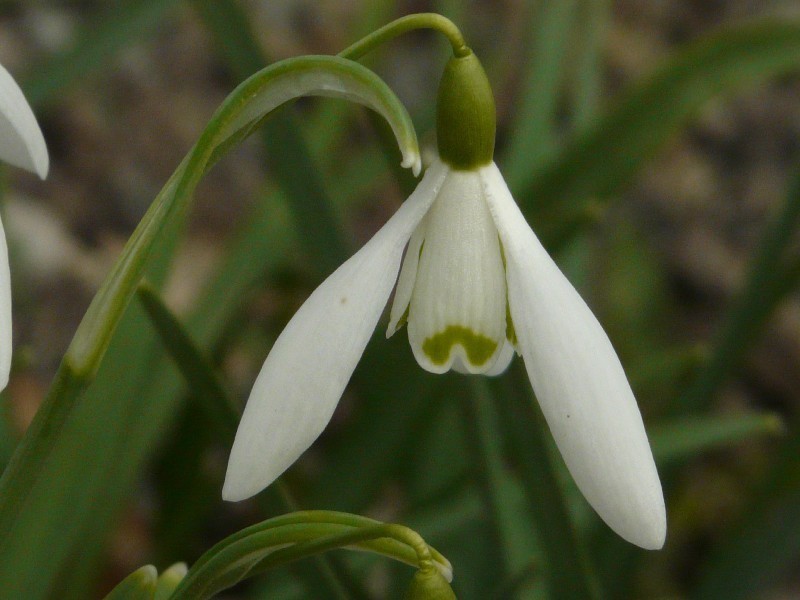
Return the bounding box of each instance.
[436,51,496,170]
[422,325,498,367]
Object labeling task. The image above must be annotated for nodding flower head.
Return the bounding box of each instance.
[224,48,665,551]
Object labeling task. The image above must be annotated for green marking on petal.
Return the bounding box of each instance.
[498,239,516,346]
[423,326,498,367]
[505,301,517,347]
[396,305,410,330]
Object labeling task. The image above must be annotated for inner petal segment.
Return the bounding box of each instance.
[407,168,507,374]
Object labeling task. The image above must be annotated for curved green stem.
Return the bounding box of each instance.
[169,514,451,599]
[339,13,470,60]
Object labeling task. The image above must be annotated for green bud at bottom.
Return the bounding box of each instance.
[405,566,457,600]
[154,562,188,600]
[436,50,496,170]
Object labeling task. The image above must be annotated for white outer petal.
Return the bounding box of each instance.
[0,63,48,178]
[482,163,666,550]
[223,161,447,501]
[0,214,10,390]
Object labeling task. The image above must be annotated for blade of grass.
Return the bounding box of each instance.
[677,170,800,413]
[518,21,800,244]
[136,284,239,436]
[192,0,350,275]
[138,285,367,600]
[308,336,434,511]
[492,362,601,600]
[501,0,579,185]
[0,55,419,598]
[692,430,800,599]
[23,0,183,107]
[460,379,532,587]
[650,412,784,466]
[568,0,610,131]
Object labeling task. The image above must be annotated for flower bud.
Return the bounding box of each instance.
[154,562,188,600]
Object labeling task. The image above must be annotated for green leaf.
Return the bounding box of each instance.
[567,0,611,131]
[169,512,451,600]
[501,0,579,182]
[136,284,239,438]
[0,55,419,598]
[651,413,785,465]
[24,0,183,107]
[678,171,800,413]
[102,565,157,600]
[460,380,534,587]
[692,432,800,599]
[518,20,800,242]
[492,363,601,600]
[192,0,349,276]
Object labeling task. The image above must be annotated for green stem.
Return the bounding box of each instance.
[171,516,447,599]
[252,523,436,578]
[338,13,470,60]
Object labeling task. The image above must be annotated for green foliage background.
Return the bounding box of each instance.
[1,0,800,598]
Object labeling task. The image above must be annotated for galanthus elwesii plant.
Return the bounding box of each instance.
[224,16,666,550]
[0,63,48,389]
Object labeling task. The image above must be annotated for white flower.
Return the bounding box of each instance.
[0,62,48,389]
[223,154,666,550]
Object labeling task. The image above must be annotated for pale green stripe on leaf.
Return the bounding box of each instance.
[67,54,419,377]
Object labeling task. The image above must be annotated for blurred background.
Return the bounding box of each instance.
[2,0,800,598]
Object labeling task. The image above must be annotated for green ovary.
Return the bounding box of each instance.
[422,326,498,367]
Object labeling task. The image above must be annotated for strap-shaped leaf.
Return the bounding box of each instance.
[0,55,419,582]
[68,54,420,377]
[518,21,800,242]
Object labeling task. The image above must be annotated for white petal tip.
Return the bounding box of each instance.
[609,500,667,550]
[33,152,49,180]
[0,64,49,179]
[634,514,667,551]
[402,152,422,177]
[222,459,272,502]
[221,477,260,503]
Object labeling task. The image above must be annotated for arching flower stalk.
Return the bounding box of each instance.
[224,45,666,550]
[0,63,49,389]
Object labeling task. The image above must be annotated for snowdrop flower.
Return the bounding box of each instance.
[224,50,665,550]
[0,63,49,389]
